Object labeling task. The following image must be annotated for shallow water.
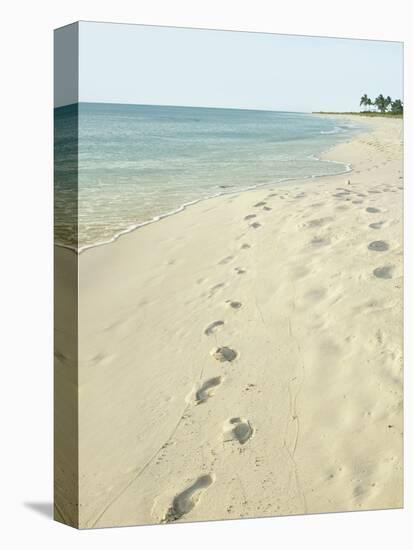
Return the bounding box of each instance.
[54,103,362,250]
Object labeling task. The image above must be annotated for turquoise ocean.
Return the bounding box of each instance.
[54,103,363,251]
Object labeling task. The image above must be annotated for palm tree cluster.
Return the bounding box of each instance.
[360,94,403,114]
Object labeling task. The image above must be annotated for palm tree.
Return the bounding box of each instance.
[360,94,369,111]
[391,99,403,114]
[374,94,387,113]
[385,96,392,112]
[366,98,373,112]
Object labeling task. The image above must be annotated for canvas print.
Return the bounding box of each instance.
[54,22,403,529]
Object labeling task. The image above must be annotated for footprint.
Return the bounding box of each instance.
[235,267,246,275]
[310,236,330,247]
[162,475,214,523]
[208,282,225,297]
[240,243,251,249]
[223,417,253,445]
[304,288,326,301]
[292,266,310,279]
[373,265,394,279]
[218,256,234,265]
[369,221,385,230]
[250,222,261,229]
[204,320,225,335]
[263,206,272,211]
[254,201,266,207]
[195,377,223,404]
[368,240,389,252]
[227,300,242,309]
[211,346,238,362]
[366,207,381,213]
[244,214,257,220]
[305,217,334,228]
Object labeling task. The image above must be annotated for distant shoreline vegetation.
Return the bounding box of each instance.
[313,94,403,118]
[313,111,403,118]
[359,94,403,115]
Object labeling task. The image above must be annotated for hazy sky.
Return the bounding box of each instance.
[77,21,403,112]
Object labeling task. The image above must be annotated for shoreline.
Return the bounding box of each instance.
[57,114,366,255]
[60,160,353,255]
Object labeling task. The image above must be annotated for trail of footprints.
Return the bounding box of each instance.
[162,202,267,522]
[363,190,396,279]
[309,183,398,280]
[161,179,401,521]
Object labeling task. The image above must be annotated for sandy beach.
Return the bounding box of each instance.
[54,115,403,528]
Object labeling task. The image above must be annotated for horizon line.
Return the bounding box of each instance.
[54,101,316,114]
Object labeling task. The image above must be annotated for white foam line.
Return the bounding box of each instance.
[58,182,284,254]
[56,136,357,255]
[308,153,352,174]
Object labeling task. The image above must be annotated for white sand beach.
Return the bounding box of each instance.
[55,115,403,528]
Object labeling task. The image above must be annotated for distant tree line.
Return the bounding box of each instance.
[360,94,403,114]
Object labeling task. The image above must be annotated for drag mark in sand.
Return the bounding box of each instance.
[90,399,192,527]
[282,371,307,513]
[284,284,308,513]
[91,317,219,526]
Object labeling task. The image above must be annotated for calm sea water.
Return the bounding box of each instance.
[54,103,362,250]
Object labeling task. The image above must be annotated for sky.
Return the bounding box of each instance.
[75,21,403,112]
